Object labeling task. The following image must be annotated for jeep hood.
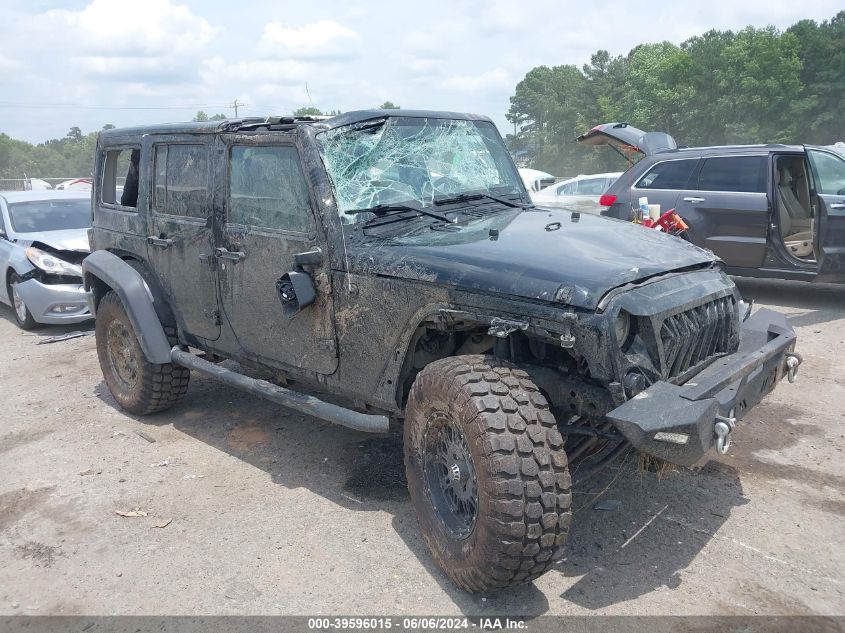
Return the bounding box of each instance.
[348,209,717,310]
[577,122,676,160]
[15,228,90,253]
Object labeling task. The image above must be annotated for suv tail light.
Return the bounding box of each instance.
[599,194,617,207]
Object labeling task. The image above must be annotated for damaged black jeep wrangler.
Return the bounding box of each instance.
[84,110,801,592]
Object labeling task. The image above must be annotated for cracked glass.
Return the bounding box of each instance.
[316,117,523,223]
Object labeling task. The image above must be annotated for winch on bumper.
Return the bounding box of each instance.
[606,307,799,467]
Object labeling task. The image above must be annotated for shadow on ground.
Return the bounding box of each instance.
[91,352,823,615]
[732,277,845,328]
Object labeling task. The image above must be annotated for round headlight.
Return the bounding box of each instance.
[615,311,630,346]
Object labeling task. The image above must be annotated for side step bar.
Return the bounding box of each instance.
[170,347,390,434]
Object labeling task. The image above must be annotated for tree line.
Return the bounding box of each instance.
[506,11,845,177]
[0,103,401,181]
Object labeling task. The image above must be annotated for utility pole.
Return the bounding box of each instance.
[232,99,242,117]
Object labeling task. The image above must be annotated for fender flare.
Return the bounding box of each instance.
[82,250,172,364]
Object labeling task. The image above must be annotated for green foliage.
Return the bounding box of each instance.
[0,127,100,179]
[193,111,227,121]
[379,101,400,109]
[508,11,845,175]
[293,106,323,116]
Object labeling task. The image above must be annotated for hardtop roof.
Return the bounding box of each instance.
[99,109,495,142]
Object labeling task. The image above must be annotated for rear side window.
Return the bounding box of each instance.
[697,156,766,193]
[636,159,698,190]
[228,145,313,233]
[575,178,608,195]
[101,147,140,208]
[153,144,209,219]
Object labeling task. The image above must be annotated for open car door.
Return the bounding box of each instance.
[806,146,845,281]
[577,123,677,165]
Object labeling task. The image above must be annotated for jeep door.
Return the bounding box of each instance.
[806,146,845,280]
[216,135,338,375]
[674,155,769,269]
[144,136,221,340]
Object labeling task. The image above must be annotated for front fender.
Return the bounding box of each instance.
[82,250,171,364]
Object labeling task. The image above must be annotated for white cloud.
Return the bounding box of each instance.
[443,69,511,92]
[257,20,358,58]
[0,55,23,72]
[44,0,217,57]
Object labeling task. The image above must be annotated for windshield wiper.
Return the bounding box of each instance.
[433,191,533,209]
[346,203,451,223]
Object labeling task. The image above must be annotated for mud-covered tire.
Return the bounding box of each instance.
[404,354,572,592]
[95,290,189,415]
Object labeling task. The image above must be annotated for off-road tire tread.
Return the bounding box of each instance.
[405,354,571,592]
[96,291,189,415]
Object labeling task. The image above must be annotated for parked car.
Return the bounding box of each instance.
[518,167,556,192]
[532,172,622,211]
[0,190,93,329]
[55,178,93,191]
[578,122,845,283]
[84,110,799,593]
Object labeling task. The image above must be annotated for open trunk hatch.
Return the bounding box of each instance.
[577,123,677,162]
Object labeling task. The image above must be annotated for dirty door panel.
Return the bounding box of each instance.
[807,147,845,279]
[675,155,769,268]
[145,138,221,340]
[217,138,338,374]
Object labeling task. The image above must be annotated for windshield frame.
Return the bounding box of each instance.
[316,115,528,223]
[7,198,92,234]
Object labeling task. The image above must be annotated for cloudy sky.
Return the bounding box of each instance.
[0,0,841,143]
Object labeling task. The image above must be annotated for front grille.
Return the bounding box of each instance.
[660,295,736,379]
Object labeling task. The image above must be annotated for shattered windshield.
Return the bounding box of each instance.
[316,117,524,223]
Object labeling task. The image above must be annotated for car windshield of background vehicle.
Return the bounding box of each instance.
[316,117,524,223]
[8,199,91,233]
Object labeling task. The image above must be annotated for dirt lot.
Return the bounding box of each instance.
[0,277,843,616]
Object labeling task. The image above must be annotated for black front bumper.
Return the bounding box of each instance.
[606,307,798,467]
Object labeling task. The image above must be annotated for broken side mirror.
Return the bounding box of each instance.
[276,270,316,316]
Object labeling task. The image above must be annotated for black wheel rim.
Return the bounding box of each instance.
[422,413,478,539]
[106,320,139,391]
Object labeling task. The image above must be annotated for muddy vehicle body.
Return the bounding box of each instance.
[84,110,800,592]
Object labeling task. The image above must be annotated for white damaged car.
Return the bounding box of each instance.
[0,190,93,329]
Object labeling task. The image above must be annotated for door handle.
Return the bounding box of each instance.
[215,247,245,262]
[830,203,845,210]
[683,196,705,203]
[147,235,173,248]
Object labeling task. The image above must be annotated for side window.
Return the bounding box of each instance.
[807,150,845,196]
[697,156,766,193]
[576,178,607,195]
[636,159,698,190]
[228,145,314,233]
[101,147,140,208]
[152,144,209,219]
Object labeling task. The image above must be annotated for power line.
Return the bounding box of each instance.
[0,103,234,110]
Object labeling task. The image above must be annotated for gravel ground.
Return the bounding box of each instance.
[0,277,843,616]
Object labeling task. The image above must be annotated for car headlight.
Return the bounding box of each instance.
[25,246,83,277]
[614,310,630,346]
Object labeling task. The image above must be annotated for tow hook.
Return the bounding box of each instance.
[785,352,802,383]
[714,414,736,454]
